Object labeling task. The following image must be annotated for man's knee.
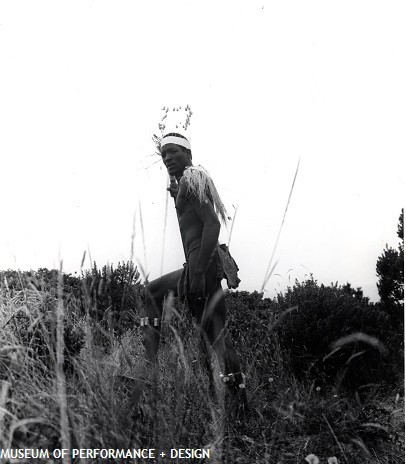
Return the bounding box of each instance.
[145,280,165,317]
[145,279,159,301]
[146,269,182,303]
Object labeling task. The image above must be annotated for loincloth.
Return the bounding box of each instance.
[177,243,240,301]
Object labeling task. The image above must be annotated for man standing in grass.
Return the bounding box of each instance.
[143,131,247,409]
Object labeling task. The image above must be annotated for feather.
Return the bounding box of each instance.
[183,165,228,224]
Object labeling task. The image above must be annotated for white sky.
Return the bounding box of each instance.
[0,1,404,302]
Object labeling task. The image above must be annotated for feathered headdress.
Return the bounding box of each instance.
[183,165,228,224]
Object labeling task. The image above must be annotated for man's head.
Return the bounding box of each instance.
[160,133,192,178]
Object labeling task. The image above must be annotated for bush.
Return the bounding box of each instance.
[376,209,404,328]
[225,290,282,380]
[81,261,144,336]
[274,277,396,389]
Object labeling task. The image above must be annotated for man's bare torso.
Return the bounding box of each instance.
[175,177,206,259]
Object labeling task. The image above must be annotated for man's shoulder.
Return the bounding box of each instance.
[181,166,214,195]
[180,165,227,223]
[179,174,212,205]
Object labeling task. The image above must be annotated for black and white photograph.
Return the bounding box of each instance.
[0,1,404,463]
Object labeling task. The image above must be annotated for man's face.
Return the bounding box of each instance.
[160,143,191,177]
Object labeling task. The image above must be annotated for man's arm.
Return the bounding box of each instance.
[167,176,178,199]
[192,196,220,274]
[189,194,221,297]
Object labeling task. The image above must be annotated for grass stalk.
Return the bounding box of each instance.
[56,263,71,463]
[160,177,170,276]
[322,413,349,464]
[227,204,238,249]
[0,380,11,446]
[138,200,148,273]
[261,157,300,292]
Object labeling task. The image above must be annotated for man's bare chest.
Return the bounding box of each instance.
[175,192,194,220]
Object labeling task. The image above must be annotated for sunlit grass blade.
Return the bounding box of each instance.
[130,211,136,264]
[227,204,238,248]
[161,177,170,275]
[331,332,388,356]
[56,263,70,463]
[138,201,148,274]
[261,157,300,292]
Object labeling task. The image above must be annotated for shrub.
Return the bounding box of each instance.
[376,208,404,328]
[274,277,395,389]
[225,290,284,382]
[0,268,82,298]
[81,261,144,337]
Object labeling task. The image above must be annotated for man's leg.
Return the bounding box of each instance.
[144,269,183,363]
[206,289,245,387]
[186,248,246,391]
[191,284,247,407]
[135,270,183,436]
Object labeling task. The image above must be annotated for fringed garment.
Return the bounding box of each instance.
[182,165,228,224]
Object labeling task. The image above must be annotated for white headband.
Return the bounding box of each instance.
[161,136,191,150]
